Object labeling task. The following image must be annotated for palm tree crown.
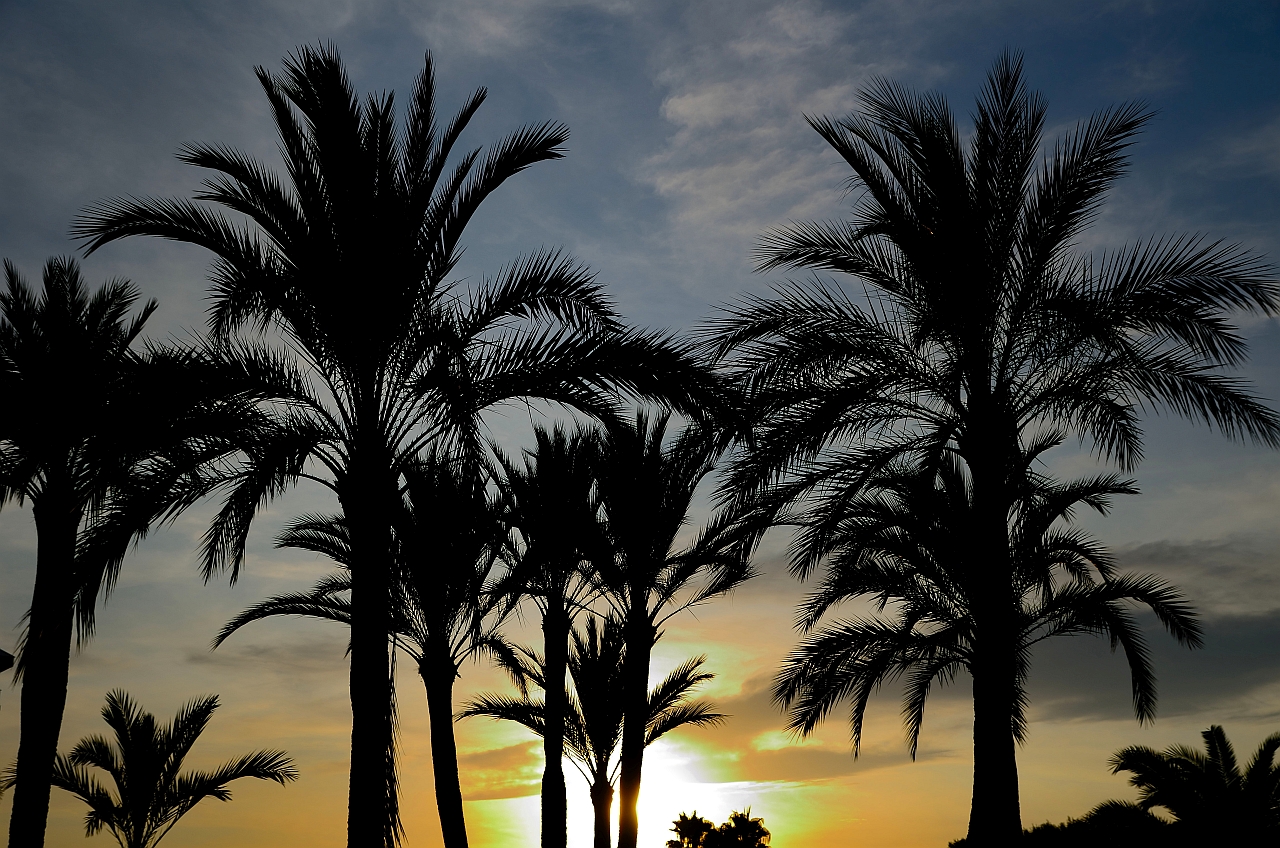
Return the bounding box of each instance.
[1111,725,1280,839]
[774,452,1200,756]
[2,690,296,848]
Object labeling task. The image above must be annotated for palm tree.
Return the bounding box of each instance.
[1110,725,1280,841]
[593,412,754,848]
[707,51,1279,841]
[0,258,247,848]
[704,809,770,848]
[0,690,296,848]
[462,615,724,848]
[214,451,511,848]
[492,423,607,848]
[74,45,718,847]
[772,451,1201,838]
[667,810,770,848]
[666,813,716,848]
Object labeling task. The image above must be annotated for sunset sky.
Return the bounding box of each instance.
[2,1,1280,846]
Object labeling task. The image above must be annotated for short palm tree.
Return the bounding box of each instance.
[462,615,724,848]
[667,812,716,848]
[214,451,510,848]
[667,809,770,848]
[593,412,755,848]
[0,690,296,848]
[708,51,1278,841]
[0,258,246,848]
[492,423,607,848]
[1111,725,1280,840]
[74,45,718,847]
[773,453,1200,829]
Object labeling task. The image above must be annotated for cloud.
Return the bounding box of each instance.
[1028,609,1280,723]
[1117,535,1280,617]
[411,0,634,57]
[676,672,958,784]
[186,635,350,677]
[458,741,544,800]
[1219,114,1280,178]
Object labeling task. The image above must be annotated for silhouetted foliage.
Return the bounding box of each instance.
[492,424,607,848]
[462,616,724,848]
[950,725,1280,845]
[214,451,511,848]
[0,690,295,848]
[772,453,1199,765]
[950,800,1170,847]
[707,49,1278,843]
[0,258,247,848]
[75,43,719,848]
[593,411,756,848]
[668,809,770,848]
[1111,724,1280,841]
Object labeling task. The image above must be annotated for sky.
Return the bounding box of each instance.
[1,1,1279,846]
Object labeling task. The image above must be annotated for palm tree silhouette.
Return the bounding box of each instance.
[593,412,754,848]
[492,424,607,848]
[705,809,770,848]
[462,615,723,848]
[666,812,715,848]
[214,451,510,848]
[0,258,247,848]
[667,809,770,848]
[74,45,718,847]
[772,452,1200,837]
[707,51,1278,841]
[0,690,296,848]
[1111,725,1280,840]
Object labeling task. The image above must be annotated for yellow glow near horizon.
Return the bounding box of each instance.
[464,741,839,848]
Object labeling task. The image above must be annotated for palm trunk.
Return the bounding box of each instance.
[7,499,78,848]
[967,647,1021,842]
[541,602,570,848]
[615,613,653,848]
[964,432,1022,845]
[422,663,468,848]
[344,476,397,848]
[590,778,614,848]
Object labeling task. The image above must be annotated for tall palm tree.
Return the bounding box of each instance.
[74,45,718,847]
[462,615,724,848]
[593,412,754,848]
[0,258,247,848]
[0,690,296,848]
[492,423,607,848]
[1111,725,1280,841]
[707,52,1279,841]
[772,451,1201,836]
[214,451,511,848]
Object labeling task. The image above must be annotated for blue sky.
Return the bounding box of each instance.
[1,2,1279,846]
